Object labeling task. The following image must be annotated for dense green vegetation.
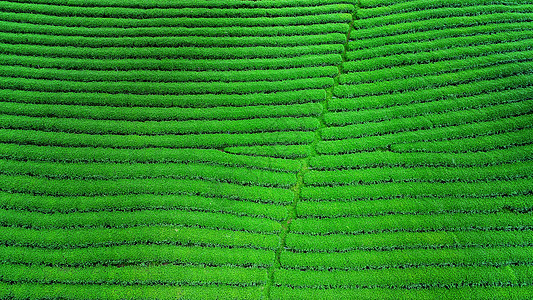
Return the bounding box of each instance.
[0,0,531,299]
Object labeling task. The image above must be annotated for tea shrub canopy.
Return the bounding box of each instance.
[0,0,532,299]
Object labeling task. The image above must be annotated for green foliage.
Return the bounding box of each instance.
[0,2,355,18]
[225,145,313,159]
[394,127,533,153]
[0,21,349,37]
[0,114,320,135]
[317,114,532,154]
[297,195,533,218]
[0,244,275,267]
[0,31,348,48]
[291,211,533,234]
[1,0,533,297]
[310,144,533,169]
[305,160,533,186]
[0,159,297,188]
[0,208,282,233]
[351,13,533,40]
[2,0,357,9]
[0,143,302,172]
[0,282,263,300]
[342,50,533,84]
[355,4,533,28]
[329,74,532,111]
[0,174,294,203]
[335,61,533,98]
[0,65,339,83]
[301,178,533,201]
[344,39,533,72]
[0,89,326,108]
[349,22,533,51]
[272,285,533,300]
[0,264,268,286]
[281,245,533,269]
[0,226,280,249]
[360,0,532,12]
[322,99,532,139]
[0,101,323,122]
[327,87,532,125]
[0,128,315,148]
[0,53,343,71]
[276,265,533,288]
[348,30,533,60]
[0,11,353,27]
[1,76,335,95]
[0,43,345,59]
[285,230,533,252]
[0,192,288,220]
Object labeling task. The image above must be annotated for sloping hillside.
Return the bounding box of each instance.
[0,0,532,299]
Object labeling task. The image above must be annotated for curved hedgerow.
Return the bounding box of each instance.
[0,31,348,48]
[0,226,280,250]
[0,208,282,233]
[0,283,264,300]
[0,2,356,18]
[344,39,533,72]
[0,21,350,37]
[285,229,533,252]
[0,264,269,287]
[0,102,324,122]
[341,50,533,84]
[2,0,358,9]
[0,159,298,188]
[301,177,533,201]
[0,11,354,28]
[272,286,533,300]
[274,264,533,290]
[0,244,276,267]
[336,61,533,96]
[0,43,345,59]
[321,100,532,139]
[0,53,343,71]
[297,194,533,218]
[281,245,533,270]
[317,114,532,153]
[394,127,533,153]
[310,144,533,170]
[304,160,533,186]
[0,89,326,108]
[347,30,533,60]
[290,211,533,235]
[0,65,339,83]
[350,13,533,40]
[0,114,321,135]
[0,128,316,149]
[326,87,532,125]
[0,143,302,172]
[329,75,532,111]
[354,5,533,29]
[0,76,335,95]
[349,22,533,51]
[359,0,533,11]
[0,174,295,203]
[0,192,288,220]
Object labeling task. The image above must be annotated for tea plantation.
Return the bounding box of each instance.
[0,0,532,299]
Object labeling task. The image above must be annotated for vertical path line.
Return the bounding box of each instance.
[263,4,358,299]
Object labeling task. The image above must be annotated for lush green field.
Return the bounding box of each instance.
[0,0,532,299]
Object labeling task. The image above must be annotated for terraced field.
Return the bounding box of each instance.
[0,0,532,299]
